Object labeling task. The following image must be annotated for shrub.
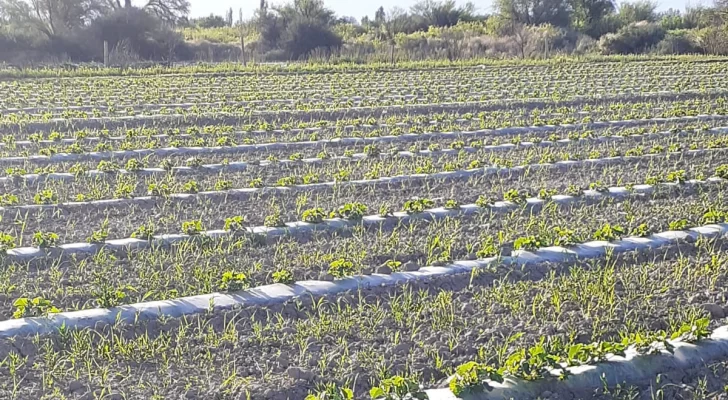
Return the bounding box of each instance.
[654,30,701,55]
[281,19,342,60]
[599,22,665,54]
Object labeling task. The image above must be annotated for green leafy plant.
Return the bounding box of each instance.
[182,180,199,194]
[328,258,355,278]
[12,297,60,319]
[514,235,545,251]
[668,219,689,230]
[130,223,156,240]
[666,170,688,184]
[370,376,427,400]
[272,269,294,284]
[306,384,354,400]
[332,202,368,220]
[364,144,381,157]
[32,231,59,248]
[87,223,109,244]
[219,271,248,291]
[302,208,326,223]
[224,216,246,231]
[538,188,557,200]
[588,181,608,193]
[630,223,651,237]
[475,195,493,208]
[124,158,144,171]
[403,198,435,214]
[182,220,204,235]
[476,236,499,258]
[0,194,19,206]
[716,164,728,179]
[214,180,233,191]
[249,178,264,188]
[96,160,120,173]
[701,209,727,224]
[449,361,504,396]
[264,209,286,227]
[444,199,460,209]
[33,189,58,205]
[148,182,172,197]
[503,189,527,204]
[552,227,579,246]
[592,223,625,241]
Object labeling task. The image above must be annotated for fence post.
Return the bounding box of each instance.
[103,41,109,67]
[239,9,246,66]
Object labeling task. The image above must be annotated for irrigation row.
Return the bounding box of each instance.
[4,175,724,262]
[1,219,725,340]
[1,147,722,214]
[4,89,722,132]
[1,115,725,168]
[423,324,728,399]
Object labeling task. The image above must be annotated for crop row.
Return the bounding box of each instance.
[1,177,726,319]
[2,61,724,100]
[2,147,725,246]
[1,89,725,130]
[0,224,726,398]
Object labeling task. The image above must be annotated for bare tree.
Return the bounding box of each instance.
[103,0,188,23]
[0,0,103,39]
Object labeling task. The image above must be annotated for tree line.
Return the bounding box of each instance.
[1,0,727,64]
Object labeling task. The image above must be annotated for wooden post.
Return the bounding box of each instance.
[239,8,246,66]
[103,41,109,67]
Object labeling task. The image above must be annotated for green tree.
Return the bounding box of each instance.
[410,0,476,27]
[495,0,573,27]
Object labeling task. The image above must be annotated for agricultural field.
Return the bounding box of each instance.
[1,58,728,400]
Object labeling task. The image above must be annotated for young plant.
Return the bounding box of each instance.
[475,195,493,208]
[224,216,246,231]
[403,198,435,214]
[182,220,204,235]
[592,223,625,241]
[32,231,59,248]
[219,271,248,291]
[449,361,504,396]
[33,189,58,205]
[503,189,527,204]
[444,199,460,209]
[272,269,294,284]
[214,180,233,191]
[302,208,326,223]
[131,223,156,240]
[333,202,368,220]
[306,384,354,400]
[370,376,427,400]
[328,258,355,278]
[12,297,60,319]
[264,209,286,227]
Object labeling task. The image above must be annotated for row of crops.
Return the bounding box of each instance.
[1,59,728,399]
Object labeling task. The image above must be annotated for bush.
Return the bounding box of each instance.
[654,30,701,54]
[599,21,665,54]
[87,8,184,62]
[280,19,342,59]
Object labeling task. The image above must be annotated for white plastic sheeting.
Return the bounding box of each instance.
[4,176,725,261]
[0,147,722,214]
[424,325,728,399]
[0,222,725,338]
[1,115,725,166]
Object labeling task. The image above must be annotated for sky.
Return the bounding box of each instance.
[189,0,703,20]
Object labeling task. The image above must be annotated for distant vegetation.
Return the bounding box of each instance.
[1,0,727,64]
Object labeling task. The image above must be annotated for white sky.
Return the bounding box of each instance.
[188,0,702,20]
